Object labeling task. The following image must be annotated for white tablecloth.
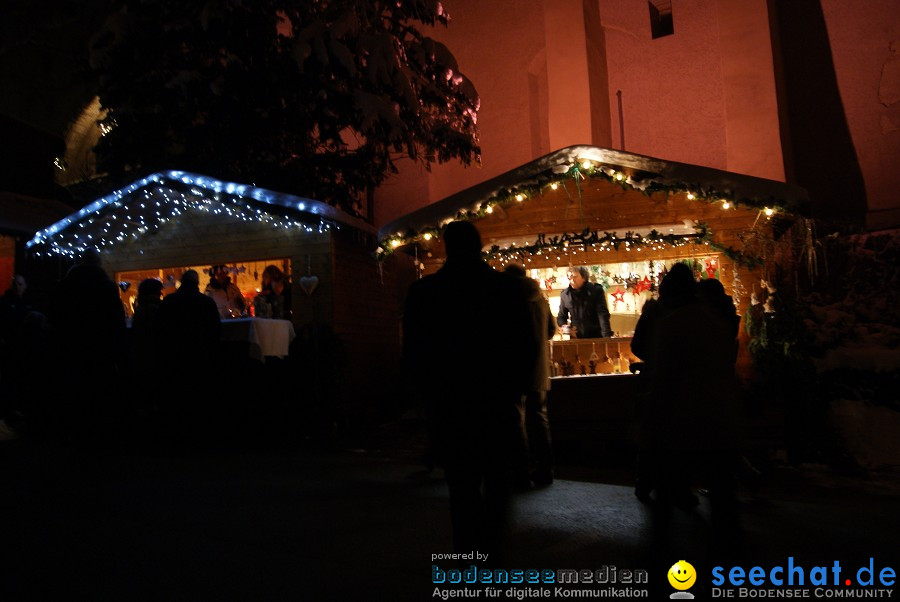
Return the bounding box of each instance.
[220,318,296,361]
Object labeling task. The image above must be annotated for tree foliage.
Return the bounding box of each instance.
[89,0,480,211]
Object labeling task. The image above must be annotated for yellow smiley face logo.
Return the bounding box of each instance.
[668,560,696,590]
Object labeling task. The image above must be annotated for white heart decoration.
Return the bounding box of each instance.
[299,275,319,296]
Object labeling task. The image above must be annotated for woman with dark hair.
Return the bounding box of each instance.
[255,265,292,320]
[205,265,245,318]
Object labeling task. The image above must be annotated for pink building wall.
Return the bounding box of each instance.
[602,0,723,169]
[373,0,899,230]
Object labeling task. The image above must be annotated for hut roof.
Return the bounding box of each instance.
[377,145,808,255]
[27,170,375,257]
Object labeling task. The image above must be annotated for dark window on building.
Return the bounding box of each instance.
[649,1,674,38]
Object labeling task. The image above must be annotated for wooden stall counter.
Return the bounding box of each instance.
[549,337,638,377]
[547,337,641,464]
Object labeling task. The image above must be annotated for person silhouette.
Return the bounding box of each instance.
[157,270,221,431]
[403,221,536,565]
[46,250,128,438]
[633,263,742,579]
[130,278,164,413]
[158,270,221,372]
[50,250,127,374]
[631,263,699,504]
[504,264,556,488]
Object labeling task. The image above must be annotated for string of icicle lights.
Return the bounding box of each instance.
[27,171,338,258]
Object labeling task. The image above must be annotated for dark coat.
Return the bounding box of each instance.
[637,298,740,451]
[557,281,611,338]
[158,285,221,369]
[403,258,536,466]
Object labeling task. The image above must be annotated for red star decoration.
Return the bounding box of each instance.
[611,287,626,305]
[634,276,652,294]
[705,258,718,279]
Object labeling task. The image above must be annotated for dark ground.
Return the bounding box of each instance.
[1,414,898,601]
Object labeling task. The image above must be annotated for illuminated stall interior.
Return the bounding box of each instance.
[378,145,808,378]
[26,169,376,328]
[115,258,290,318]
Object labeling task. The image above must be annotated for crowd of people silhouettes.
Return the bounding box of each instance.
[0,227,746,575]
[0,256,307,442]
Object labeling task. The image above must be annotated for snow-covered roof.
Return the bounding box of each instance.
[27,170,375,258]
[377,145,808,251]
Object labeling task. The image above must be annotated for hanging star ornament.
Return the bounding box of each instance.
[634,276,652,294]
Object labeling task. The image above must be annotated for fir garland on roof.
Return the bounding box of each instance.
[376,160,796,260]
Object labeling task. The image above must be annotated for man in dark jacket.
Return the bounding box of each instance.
[557,266,612,338]
[157,269,221,429]
[403,221,536,565]
[158,269,221,370]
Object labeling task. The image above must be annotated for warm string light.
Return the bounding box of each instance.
[28,171,338,258]
[482,227,711,264]
[377,157,787,257]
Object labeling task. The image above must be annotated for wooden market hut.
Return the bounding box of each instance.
[378,145,809,455]
[27,170,405,417]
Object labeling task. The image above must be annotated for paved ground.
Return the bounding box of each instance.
[1,417,898,601]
